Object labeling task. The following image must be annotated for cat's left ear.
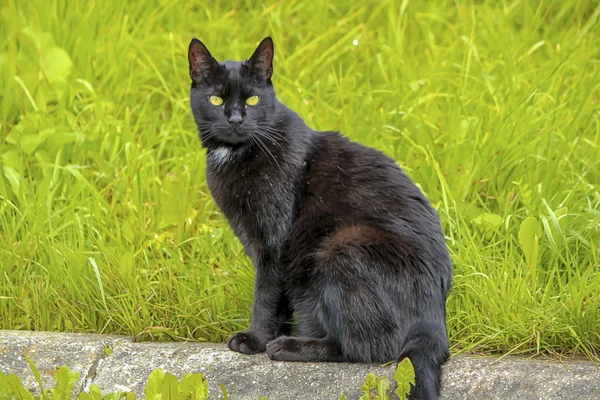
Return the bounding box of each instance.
[248,37,274,81]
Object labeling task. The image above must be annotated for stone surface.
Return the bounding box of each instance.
[92,341,394,399]
[441,355,600,400]
[0,330,130,396]
[1,331,600,399]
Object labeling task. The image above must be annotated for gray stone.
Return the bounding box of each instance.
[1,331,600,399]
[92,341,394,399]
[0,330,130,396]
[441,355,600,400]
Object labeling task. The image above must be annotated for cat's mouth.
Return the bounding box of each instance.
[199,123,254,149]
[227,127,247,141]
[208,128,251,148]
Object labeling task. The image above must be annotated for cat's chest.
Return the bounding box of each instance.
[206,156,296,249]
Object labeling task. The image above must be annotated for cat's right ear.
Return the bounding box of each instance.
[248,37,274,81]
[188,38,218,82]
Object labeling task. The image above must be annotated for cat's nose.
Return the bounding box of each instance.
[228,113,243,127]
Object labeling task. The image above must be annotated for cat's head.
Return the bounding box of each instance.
[187,37,277,148]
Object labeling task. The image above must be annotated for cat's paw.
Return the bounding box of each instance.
[266,336,300,361]
[227,331,267,354]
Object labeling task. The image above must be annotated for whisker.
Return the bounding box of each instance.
[256,130,286,151]
[256,123,286,132]
[256,128,287,141]
[247,134,271,165]
[257,125,287,138]
[258,132,286,144]
[255,125,287,144]
[252,133,281,170]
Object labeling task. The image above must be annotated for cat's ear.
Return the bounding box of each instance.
[188,38,219,82]
[248,37,274,81]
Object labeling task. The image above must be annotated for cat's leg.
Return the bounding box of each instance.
[266,336,342,362]
[227,253,289,354]
[276,294,295,336]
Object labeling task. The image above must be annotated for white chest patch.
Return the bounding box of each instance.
[209,147,232,166]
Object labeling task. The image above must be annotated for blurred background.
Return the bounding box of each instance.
[0,0,598,359]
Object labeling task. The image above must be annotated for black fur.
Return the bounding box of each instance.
[188,37,452,400]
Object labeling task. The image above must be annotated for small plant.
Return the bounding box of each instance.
[0,357,415,400]
[341,357,415,400]
[394,358,416,400]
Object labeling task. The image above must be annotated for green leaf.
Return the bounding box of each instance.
[0,165,6,198]
[394,358,416,400]
[518,216,542,267]
[144,369,165,399]
[7,374,35,400]
[79,392,91,400]
[409,79,426,91]
[179,372,208,400]
[103,393,127,400]
[42,46,73,83]
[86,384,103,400]
[103,346,113,357]
[3,165,21,194]
[359,373,378,399]
[545,206,568,246]
[554,207,568,232]
[471,212,502,230]
[339,393,347,400]
[25,356,46,399]
[218,383,228,400]
[51,366,80,400]
[375,376,391,400]
[0,372,15,399]
[1,148,21,169]
[19,133,46,155]
[43,129,80,148]
[162,373,179,400]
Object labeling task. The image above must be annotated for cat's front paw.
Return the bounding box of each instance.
[227,331,267,354]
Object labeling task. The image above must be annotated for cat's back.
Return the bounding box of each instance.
[295,129,451,290]
[304,130,438,226]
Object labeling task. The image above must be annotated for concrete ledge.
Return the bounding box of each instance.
[0,330,130,394]
[1,331,599,399]
[93,341,393,399]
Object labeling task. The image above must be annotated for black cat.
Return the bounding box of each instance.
[187,37,452,400]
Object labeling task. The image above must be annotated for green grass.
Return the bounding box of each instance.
[0,0,599,359]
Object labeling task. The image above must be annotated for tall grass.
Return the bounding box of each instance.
[0,0,598,358]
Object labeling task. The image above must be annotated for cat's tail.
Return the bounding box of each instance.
[398,322,449,400]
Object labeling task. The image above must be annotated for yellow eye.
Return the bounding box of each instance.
[246,95,259,106]
[209,96,223,106]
